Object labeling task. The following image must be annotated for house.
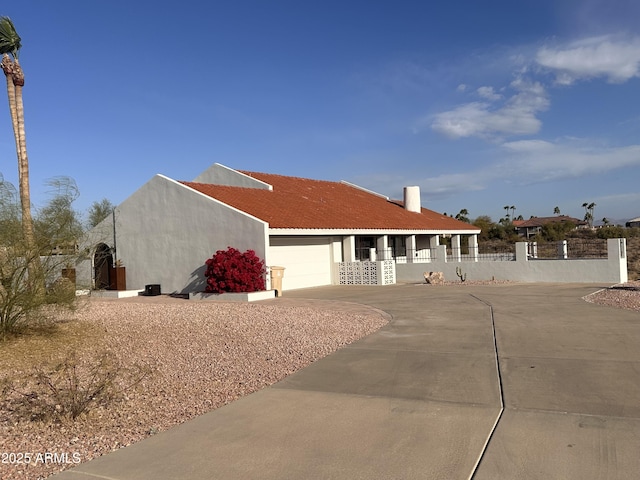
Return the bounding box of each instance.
[626,217,640,228]
[515,215,588,239]
[84,163,480,293]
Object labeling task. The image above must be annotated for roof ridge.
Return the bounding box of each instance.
[239,170,344,184]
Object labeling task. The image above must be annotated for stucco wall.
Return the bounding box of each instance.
[41,255,92,289]
[192,163,271,189]
[396,239,628,284]
[84,175,268,293]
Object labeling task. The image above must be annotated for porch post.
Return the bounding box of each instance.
[469,234,479,262]
[376,235,389,260]
[452,234,461,261]
[343,235,356,262]
[427,234,440,262]
[406,235,416,263]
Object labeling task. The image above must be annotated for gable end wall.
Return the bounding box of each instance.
[193,163,272,190]
[86,175,268,294]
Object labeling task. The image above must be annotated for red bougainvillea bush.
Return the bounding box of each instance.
[204,247,266,293]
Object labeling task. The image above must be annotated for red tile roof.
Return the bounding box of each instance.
[181,171,477,231]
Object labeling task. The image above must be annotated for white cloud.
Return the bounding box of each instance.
[430,78,549,139]
[417,172,489,197]
[500,139,640,180]
[351,170,490,203]
[477,86,502,100]
[374,140,640,199]
[536,35,640,84]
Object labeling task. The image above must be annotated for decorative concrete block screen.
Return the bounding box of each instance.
[381,260,396,284]
[338,260,396,285]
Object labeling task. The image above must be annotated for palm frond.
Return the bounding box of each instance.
[0,17,21,58]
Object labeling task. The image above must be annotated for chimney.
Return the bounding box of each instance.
[403,186,421,213]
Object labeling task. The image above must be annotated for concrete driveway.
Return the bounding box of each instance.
[54,283,640,479]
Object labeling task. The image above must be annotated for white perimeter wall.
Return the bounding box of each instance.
[84,175,268,293]
[396,239,628,284]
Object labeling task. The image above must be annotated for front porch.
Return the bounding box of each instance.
[346,233,480,263]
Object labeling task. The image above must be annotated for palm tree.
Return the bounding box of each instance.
[510,205,516,220]
[582,202,596,227]
[503,205,510,221]
[553,206,561,216]
[0,17,42,288]
[588,203,596,226]
[455,208,470,223]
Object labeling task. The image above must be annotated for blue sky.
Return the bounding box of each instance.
[1,0,640,224]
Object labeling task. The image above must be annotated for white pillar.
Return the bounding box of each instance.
[376,235,389,260]
[469,234,479,262]
[343,235,356,262]
[452,235,461,261]
[516,242,529,261]
[558,240,568,259]
[607,238,628,283]
[406,235,416,263]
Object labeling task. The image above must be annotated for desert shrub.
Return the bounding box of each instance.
[534,220,577,241]
[0,244,81,338]
[596,226,625,239]
[204,247,266,293]
[1,350,154,421]
[0,176,82,338]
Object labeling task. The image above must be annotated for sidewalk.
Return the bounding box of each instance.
[54,283,640,479]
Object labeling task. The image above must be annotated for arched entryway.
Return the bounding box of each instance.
[94,243,113,289]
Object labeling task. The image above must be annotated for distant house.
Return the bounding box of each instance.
[515,215,588,239]
[84,163,479,293]
[626,217,640,228]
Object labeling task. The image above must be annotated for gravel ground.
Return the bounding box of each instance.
[0,299,388,480]
[1,283,637,480]
[584,280,640,312]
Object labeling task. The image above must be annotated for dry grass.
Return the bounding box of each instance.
[0,311,103,373]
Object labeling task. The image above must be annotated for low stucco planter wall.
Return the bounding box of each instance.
[188,290,276,302]
[91,289,145,299]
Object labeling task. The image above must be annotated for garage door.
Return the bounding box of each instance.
[268,237,333,291]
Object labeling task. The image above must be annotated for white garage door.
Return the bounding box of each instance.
[268,237,333,291]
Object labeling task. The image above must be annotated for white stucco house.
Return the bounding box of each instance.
[84,163,480,294]
[626,217,640,228]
